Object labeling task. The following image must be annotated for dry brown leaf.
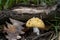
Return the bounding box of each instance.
[4,24,16,33]
[7,25,16,33]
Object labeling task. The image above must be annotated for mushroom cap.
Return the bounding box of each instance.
[26,17,45,29]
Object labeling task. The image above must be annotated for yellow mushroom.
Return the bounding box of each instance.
[26,17,45,35]
[26,17,45,29]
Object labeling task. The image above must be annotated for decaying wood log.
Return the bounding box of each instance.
[12,5,57,14]
[11,5,57,22]
[0,4,58,23]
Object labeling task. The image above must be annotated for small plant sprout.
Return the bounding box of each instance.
[26,17,45,35]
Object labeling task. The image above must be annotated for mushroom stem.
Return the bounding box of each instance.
[33,27,40,35]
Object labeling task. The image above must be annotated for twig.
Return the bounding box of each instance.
[32,31,53,40]
[51,36,57,40]
[48,32,54,40]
